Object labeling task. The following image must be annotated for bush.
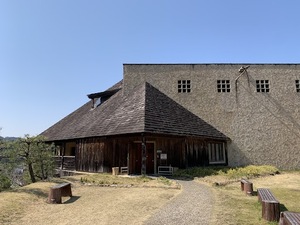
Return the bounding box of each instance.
[0,173,11,191]
[173,165,279,180]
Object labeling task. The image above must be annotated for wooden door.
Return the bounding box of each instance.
[132,143,155,174]
[146,143,154,174]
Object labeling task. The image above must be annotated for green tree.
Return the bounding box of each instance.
[10,135,56,183]
[0,132,13,190]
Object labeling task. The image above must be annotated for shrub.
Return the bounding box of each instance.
[0,173,11,191]
[173,165,279,180]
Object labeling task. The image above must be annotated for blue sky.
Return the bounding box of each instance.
[0,0,300,137]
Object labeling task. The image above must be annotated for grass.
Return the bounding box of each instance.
[79,173,179,188]
[173,165,286,224]
[0,175,180,225]
[1,166,299,225]
[200,170,300,225]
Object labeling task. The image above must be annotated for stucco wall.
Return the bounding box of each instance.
[123,64,300,169]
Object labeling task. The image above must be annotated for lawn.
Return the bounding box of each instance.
[1,169,299,225]
[0,175,180,225]
[203,171,300,225]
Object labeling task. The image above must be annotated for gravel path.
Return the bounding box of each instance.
[144,180,214,225]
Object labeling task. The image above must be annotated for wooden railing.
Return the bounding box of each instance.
[54,156,75,171]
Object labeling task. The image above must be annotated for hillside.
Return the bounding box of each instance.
[0,136,18,141]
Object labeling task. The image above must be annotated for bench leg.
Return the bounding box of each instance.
[262,202,280,222]
[47,188,62,204]
[61,183,72,197]
[244,183,253,195]
[240,182,245,191]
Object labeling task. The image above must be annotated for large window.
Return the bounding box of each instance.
[178,80,191,93]
[208,143,226,164]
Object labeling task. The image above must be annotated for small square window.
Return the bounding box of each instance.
[256,80,269,93]
[217,80,230,92]
[296,80,300,92]
[178,80,191,93]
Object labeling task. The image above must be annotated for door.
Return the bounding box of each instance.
[132,143,155,174]
[146,143,154,174]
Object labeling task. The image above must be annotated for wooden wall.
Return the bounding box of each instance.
[74,135,227,173]
[76,137,129,172]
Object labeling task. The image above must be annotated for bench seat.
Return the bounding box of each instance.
[279,211,300,225]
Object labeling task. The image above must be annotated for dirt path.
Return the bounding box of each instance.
[144,180,214,225]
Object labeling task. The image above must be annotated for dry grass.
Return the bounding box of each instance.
[0,175,180,225]
[200,171,300,225]
[80,173,179,188]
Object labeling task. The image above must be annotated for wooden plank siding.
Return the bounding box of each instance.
[73,134,227,174]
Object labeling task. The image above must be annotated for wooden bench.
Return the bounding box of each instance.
[240,179,253,195]
[257,188,280,222]
[120,167,128,174]
[47,182,72,204]
[279,211,300,225]
[158,166,173,176]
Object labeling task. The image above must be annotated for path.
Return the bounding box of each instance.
[144,180,214,225]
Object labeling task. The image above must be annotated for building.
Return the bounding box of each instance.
[42,64,300,172]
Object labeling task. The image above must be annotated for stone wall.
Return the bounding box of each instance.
[123,64,300,169]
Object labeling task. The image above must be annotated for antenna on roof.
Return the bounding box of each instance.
[238,66,250,73]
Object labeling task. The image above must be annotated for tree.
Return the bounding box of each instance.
[10,135,56,183]
[0,131,13,190]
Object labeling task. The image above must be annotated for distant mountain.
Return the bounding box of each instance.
[0,136,18,141]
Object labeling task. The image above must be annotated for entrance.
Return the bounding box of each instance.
[132,143,155,174]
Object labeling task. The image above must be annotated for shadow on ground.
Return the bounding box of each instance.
[64,196,80,204]
[14,188,48,198]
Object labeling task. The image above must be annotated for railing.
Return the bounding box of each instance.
[54,156,75,171]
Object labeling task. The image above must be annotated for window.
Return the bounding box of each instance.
[217,80,230,92]
[256,80,270,93]
[93,97,102,108]
[208,143,226,164]
[178,80,191,93]
[296,80,300,92]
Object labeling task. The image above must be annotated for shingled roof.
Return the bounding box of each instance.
[42,82,228,141]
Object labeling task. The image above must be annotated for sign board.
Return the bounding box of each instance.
[157,149,162,153]
[160,153,167,160]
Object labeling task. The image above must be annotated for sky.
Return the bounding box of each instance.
[1,0,300,137]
